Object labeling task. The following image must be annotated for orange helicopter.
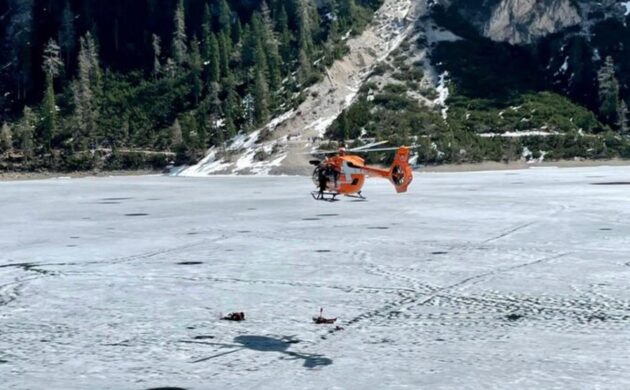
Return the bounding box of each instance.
[309,142,416,201]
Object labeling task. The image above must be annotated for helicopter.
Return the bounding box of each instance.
[308,141,416,201]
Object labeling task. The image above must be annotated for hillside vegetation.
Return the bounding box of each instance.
[0,0,382,172]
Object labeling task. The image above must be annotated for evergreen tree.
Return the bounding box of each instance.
[41,39,63,149]
[295,0,314,84]
[207,33,220,85]
[58,0,76,66]
[218,32,230,79]
[232,18,242,45]
[0,122,12,153]
[222,75,239,133]
[42,39,63,78]
[276,5,293,70]
[217,0,233,39]
[172,0,188,67]
[16,107,36,158]
[201,4,214,58]
[189,39,203,104]
[254,70,270,124]
[598,56,621,127]
[242,93,255,129]
[297,0,314,54]
[201,4,213,58]
[338,109,350,141]
[72,33,101,150]
[297,47,311,84]
[258,5,282,92]
[170,118,183,148]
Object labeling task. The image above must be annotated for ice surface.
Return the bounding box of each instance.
[2,167,630,389]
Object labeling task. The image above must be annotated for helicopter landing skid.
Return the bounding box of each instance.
[345,191,366,200]
[311,191,339,202]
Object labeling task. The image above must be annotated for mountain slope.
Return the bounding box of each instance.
[179,0,425,176]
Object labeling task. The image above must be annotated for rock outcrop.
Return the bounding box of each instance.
[483,0,582,44]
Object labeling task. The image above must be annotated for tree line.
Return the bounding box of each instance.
[0,0,381,170]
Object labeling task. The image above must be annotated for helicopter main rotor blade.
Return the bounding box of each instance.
[351,145,422,153]
[347,141,389,152]
[301,150,339,155]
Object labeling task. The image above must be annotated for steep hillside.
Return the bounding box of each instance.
[180,0,424,176]
[318,0,630,167]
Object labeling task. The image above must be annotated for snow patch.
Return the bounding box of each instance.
[435,71,450,119]
[425,24,462,45]
[557,57,569,75]
[478,131,558,138]
[622,2,630,16]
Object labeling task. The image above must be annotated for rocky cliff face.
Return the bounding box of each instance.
[440,0,627,44]
[484,0,581,44]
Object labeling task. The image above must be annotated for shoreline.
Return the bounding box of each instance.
[1,159,628,181]
[0,169,161,182]
[417,159,630,173]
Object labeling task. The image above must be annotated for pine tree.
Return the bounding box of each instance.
[201,4,213,58]
[217,0,233,39]
[277,5,293,71]
[170,118,183,148]
[152,34,162,78]
[207,33,220,84]
[242,93,255,129]
[0,122,12,153]
[253,70,270,125]
[294,0,314,84]
[296,0,314,54]
[42,39,63,78]
[189,38,203,104]
[41,39,63,150]
[297,47,311,84]
[598,56,621,128]
[58,0,76,66]
[222,75,239,132]
[16,106,36,158]
[218,32,230,79]
[258,5,282,92]
[339,110,350,141]
[172,0,188,67]
[232,18,242,45]
[72,33,101,150]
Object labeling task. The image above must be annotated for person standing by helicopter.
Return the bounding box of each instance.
[317,165,329,200]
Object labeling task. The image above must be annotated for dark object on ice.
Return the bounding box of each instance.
[313,308,337,324]
[222,312,245,321]
[587,314,606,322]
[505,313,523,321]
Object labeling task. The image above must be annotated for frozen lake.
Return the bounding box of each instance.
[1,167,630,389]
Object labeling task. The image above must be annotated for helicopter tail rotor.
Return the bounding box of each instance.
[388,147,414,193]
